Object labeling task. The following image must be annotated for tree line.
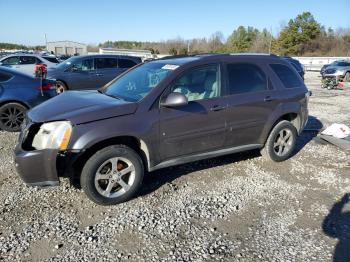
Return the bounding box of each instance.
[96,12,350,57]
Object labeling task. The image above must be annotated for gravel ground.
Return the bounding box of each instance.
[0,72,349,261]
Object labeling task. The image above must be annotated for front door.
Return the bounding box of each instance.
[67,58,95,89]
[159,64,227,161]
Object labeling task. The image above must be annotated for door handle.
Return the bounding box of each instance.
[210,105,226,112]
[264,96,275,102]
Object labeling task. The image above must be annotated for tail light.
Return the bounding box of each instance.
[38,82,56,91]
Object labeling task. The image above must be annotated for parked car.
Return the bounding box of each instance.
[15,53,309,205]
[0,67,57,132]
[282,56,305,80]
[0,54,59,76]
[321,60,350,81]
[46,55,142,93]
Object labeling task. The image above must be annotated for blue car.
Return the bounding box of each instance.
[0,66,57,132]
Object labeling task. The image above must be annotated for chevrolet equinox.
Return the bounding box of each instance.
[15,54,309,205]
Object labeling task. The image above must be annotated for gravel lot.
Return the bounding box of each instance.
[0,72,349,261]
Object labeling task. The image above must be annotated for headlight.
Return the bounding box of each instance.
[32,121,72,150]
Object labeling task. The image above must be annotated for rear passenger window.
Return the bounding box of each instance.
[20,56,37,65]
[227,63,267,94]
[118,59,137,68]
[270,64,302,88]
[95,58,118,69]
[0,72,12,82]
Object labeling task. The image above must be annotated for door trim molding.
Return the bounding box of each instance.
[149,144,262,171]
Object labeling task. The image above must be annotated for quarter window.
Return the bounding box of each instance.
[270,64,302,88]
[226,63,267,94]
[169,64,220,102]
[95,58,118,69]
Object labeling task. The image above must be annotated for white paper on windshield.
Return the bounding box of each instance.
[162,64,179,70]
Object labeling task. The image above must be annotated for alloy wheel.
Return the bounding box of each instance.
[273,128,293,157]
[0,106,25,131]
[94,157,136,198]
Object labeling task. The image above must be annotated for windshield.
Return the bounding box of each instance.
[55,56,81,70]
[104,62,177,102]
[332,61,350,67]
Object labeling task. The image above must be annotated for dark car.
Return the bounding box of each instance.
[0,67,57,132]
[15,53,309,205]
[47,55,142,93]
[282,56,305,80]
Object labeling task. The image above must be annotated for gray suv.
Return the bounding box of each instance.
[322,60,350,81]
[47,55,142,93]
[15,54,309,205]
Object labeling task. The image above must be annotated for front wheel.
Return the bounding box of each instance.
[261,120,297,162]
[80,145,144,205]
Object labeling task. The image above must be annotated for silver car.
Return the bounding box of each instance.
[0,54,59,76]
[322,60,350,82]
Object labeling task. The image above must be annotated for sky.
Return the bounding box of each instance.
[0,0,349,46]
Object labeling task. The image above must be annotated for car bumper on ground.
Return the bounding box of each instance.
[14,145,60,187]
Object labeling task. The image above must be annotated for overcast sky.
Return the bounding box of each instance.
[1,0,349,46]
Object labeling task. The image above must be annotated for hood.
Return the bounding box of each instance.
[28,90,138,125]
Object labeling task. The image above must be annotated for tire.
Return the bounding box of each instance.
[261,120,297,162]
[344,72,350,82]
[56,80,67,94]
[80,145,144,205]
[0,103,27,132]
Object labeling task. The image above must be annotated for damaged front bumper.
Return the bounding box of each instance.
[14,120,82,187]
[14,145,60,187]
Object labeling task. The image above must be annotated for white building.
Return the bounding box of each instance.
[99,48,153,60]
[47,41,87,56]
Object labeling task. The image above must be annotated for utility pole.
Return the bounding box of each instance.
[44,33,48,51]
[268,27,272,54]
[187,41,190,54]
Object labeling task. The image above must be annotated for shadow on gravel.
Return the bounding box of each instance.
[292,115,323,156]
[139,149,261,197]
[322,193,350,262]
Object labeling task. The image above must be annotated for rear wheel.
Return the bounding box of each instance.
[80,145,144,205]
[261,120,297,162]
[0,103,27,132]
[56,80,67,94]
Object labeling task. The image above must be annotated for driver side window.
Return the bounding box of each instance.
[72,59,93,71]
[169,64,220,102]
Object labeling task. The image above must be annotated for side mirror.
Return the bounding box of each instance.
[161,92,188,107]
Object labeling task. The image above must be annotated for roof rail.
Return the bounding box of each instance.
[230,53,278,57]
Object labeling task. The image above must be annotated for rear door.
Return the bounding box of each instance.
[223,62,280,147]
[118,58,138,73]
[19,56,38,75]
[159,64,227,161]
